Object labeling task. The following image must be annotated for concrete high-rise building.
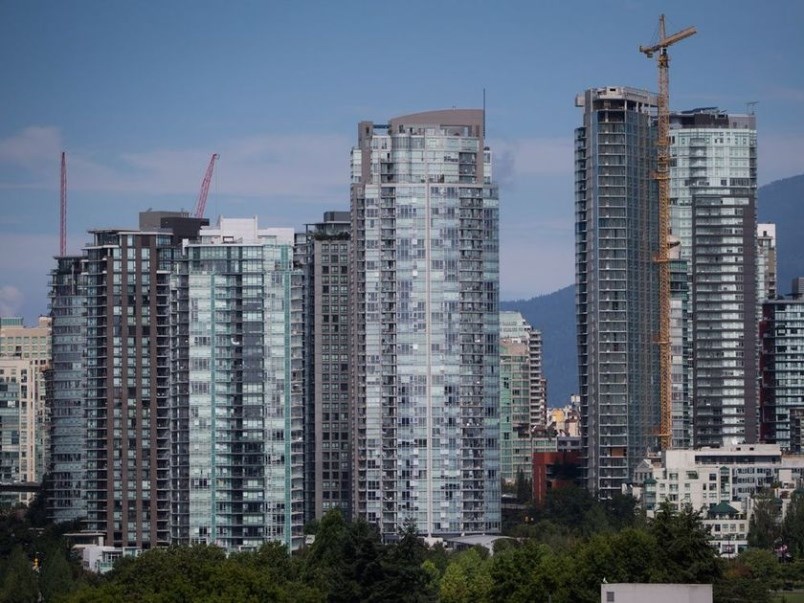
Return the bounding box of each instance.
[81,211,205,548]
[528,328,547,434]
[760,278,804,452]
[669,108,758,447]
[171,218,303,551]
[757,223,777,303]
[499,311,535,483]
[575,87,660,497]
[350,109,500,538]
[48,256,87,523]
[0,317,52,359]
[295,211,352,523]
[0,316,51,505]
[50,211,308,551]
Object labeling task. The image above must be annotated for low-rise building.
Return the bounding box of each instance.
[601,583,712,603]
[632,444,804,557]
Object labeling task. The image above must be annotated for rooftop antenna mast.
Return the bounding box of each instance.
[640,15,696,451]
[60,152,67,256]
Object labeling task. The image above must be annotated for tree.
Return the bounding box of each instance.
[487,540,561,603]
[39,542,76,602]
[515,469,532,504]
[439,548,492,603]
[648,502,721,584]
[301,509,385,601]
[564,529,661,603]
[370,524,436,602]
[783,490,804,558]
[748,489,782,550]
[715,549,780,603]
[1,546,38,603]
[602,493,639,531]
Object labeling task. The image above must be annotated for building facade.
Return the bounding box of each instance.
[48,256,87,523]
[295,211,352,523]
[670,254,692,448]
[499,311,533,484]
[171,218,304,551]
[499,311,546,483]
[350,109,500,538]
[669,108,758,447]
[81,212,205,548]
[574,87,660,497]
[0,316,52,505]
[760,278,804,452]
[83,226,176,547]
[757,223,777,304]
[635,444,804,557]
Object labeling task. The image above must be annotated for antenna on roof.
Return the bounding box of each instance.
[746,101,758,115]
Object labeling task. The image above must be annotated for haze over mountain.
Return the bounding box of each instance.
[504,173,804,407]
[758,173,804,293]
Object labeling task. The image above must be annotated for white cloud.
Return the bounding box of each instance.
[0,127,351,201]
[0,126,64,186]
[0,285,24,318]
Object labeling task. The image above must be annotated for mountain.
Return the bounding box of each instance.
[502,173,804,408]
[500,285,576,408]
[757,173,804,294]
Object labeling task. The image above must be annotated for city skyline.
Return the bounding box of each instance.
[2,1,804,323]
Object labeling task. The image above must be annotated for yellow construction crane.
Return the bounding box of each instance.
[640,15,696,451]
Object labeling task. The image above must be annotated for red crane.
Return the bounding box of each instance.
[60,151,67,256]
[194,153,219,219]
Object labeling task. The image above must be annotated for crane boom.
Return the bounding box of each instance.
[60,152,67,256]
[194,153,219,219]
[640,15,696,451]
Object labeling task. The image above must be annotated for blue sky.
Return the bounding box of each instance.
[1,0,803,323]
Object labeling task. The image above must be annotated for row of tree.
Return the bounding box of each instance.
[5,487,804,602]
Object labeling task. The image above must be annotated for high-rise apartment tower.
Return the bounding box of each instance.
[575,87,661,497]
[171,218,303,550]
[295,211,352,523]
[350,109,500,538]
[669,108,758,446]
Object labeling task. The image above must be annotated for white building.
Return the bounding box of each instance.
[601,583,712,603]
[634,444,804,557]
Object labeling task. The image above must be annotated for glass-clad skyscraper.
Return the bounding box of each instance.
[48,256,87,523]
[171,218,304,551]
[575,87,660,497]
[350,109,500,538]
[760,278,804,452]
[499,311,543,483]
[669,109,758,446]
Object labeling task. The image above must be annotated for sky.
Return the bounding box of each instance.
[1,0,803,324]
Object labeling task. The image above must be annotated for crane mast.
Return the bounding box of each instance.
[194,153,219,219]
[60,151,67,256]
[640,15,696,451]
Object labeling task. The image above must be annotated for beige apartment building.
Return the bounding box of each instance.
[0,316,51,504]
